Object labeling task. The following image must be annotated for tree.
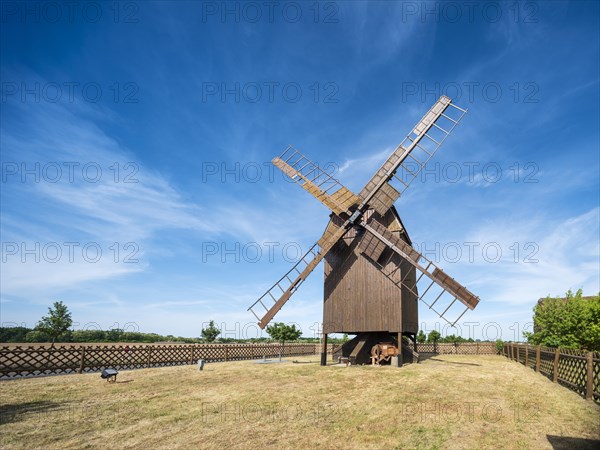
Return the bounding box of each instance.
[495,339,504,354]
[525,290,600,351]
[201,320,221,342]
[35,301,73,347]
[427,330,441,343]
[416,330,426,343]
[265,322,302,361]
[107,328,124,342]
[427,330,441,352]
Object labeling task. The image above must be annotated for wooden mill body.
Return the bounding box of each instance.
[322,206,419,337]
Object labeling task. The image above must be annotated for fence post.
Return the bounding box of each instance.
[586,352,594,400]
[525,344,529,367]
[224,345,229,362]
[535,346,541,372]
[78,346,86,374]
[147,347,152,368]
[476,342,479,354]
[190,346,195,365]
[520,344,523,363]
[553,348,560,383]
[250,344,254,360]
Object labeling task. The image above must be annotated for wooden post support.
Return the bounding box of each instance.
[553,348,560,383]
[147,347,152,368]
[476,342,479,355]
[397,333,404,367]
[320,333,328,366]
[78,346,86,374]
[250,344,254,360]
[586,352,594,400]
[224,346,229,362]
[525,344,529,367]
[535,346,541,373]
[190,346,195,365]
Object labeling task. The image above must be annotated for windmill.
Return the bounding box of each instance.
[248,96,480,366]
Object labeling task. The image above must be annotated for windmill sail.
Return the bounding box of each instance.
[272,147,360,216]
[247,220,349,329]
[362,216,478,325]
[359,96,467,214]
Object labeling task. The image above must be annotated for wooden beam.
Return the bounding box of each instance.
[586,351,594,400]
[320,333,328,366]
[553,348,560,383]
[395,333,403,367]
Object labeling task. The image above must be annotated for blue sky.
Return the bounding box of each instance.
[1,1,598,340]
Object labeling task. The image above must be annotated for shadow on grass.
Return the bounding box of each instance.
[547,435,600,450]
[0,401,62,425]
[419,354,481,366]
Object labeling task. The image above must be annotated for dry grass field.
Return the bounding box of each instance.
[1,355,599,449]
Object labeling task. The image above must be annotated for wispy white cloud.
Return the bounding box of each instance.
[462,207,600,305]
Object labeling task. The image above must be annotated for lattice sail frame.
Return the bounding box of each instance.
[248,96,478,329]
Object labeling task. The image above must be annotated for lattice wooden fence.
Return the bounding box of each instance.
[0,343,323,379]
[503,343,599,404]
[330,342,497,359]
[414,342,497,354]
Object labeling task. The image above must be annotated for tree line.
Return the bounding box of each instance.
[0,303,340,345]
[416,329,476,344]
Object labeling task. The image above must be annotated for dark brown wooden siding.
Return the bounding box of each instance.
[322,207,418,334]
